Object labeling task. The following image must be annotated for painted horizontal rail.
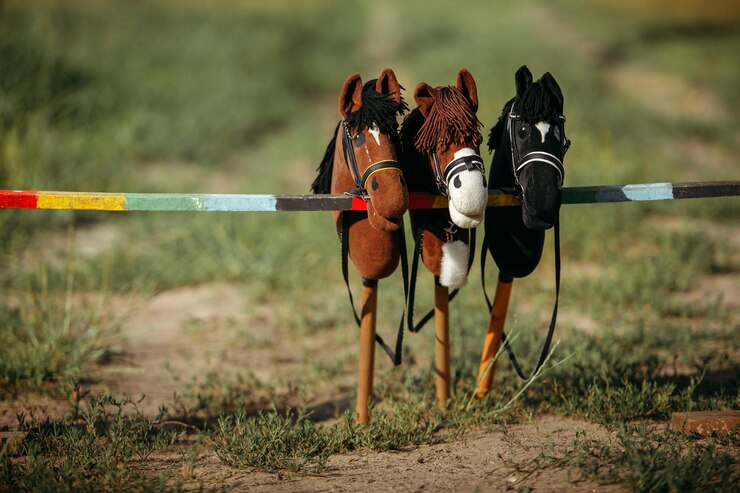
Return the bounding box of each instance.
[0,181,737,212]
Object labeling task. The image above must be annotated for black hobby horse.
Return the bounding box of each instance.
[476,65,571,397]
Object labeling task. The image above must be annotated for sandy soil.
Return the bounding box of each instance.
[145,415,623,493]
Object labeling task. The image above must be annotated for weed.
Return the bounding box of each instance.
[1,395,180,492]
[566,423,739,492]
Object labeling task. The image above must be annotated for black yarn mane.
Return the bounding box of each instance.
[399,108,434,192]
[311,79,407,194]
[487,75,563,152]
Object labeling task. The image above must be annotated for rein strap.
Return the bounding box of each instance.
[481,219,561,380]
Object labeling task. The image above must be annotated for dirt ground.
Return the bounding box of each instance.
[152,416,621,492]
[1,205,737,490]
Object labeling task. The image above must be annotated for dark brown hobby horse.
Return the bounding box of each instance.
[400,69,488,406]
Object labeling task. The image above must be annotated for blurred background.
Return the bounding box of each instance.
[0,0,738,420]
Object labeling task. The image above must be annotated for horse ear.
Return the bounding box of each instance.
[515,65,532,97]
[414,82,436,118]
[376,68,402,104]
[456,68,478,112]
[541,72,564,111]
[339,73,363,117]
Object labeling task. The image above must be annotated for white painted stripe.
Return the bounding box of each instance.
[203,194,277,211]
[621,183,674,202]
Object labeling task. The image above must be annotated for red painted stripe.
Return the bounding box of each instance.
[409,193,439,209]
[0,190,38,209]
[350,197,367,210]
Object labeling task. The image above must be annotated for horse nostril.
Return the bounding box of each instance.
[371,176,379,191]
[453,175,462,189]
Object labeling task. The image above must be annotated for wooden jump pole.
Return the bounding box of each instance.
[434,280,450,407]
[475,278,513,398]
[356,278,378,425]
[2,181,737,212]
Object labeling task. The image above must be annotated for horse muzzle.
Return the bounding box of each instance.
[365,168,408,232]
[447,170,487,228]
[519,161,562,230]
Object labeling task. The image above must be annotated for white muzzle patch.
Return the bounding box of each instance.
[447,148,487,228]
[439,240,470,288]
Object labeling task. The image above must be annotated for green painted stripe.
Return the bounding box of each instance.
[125,194,207,211]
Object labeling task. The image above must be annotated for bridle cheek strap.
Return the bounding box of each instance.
[341,120,401,200]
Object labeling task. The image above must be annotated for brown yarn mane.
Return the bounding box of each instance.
[414,86,482,155]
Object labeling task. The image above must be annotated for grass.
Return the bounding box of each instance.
[0,0,738,490]
[566,424,739,492]
[1,396,179,492]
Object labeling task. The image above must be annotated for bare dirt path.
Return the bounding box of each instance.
[147,415,622,492]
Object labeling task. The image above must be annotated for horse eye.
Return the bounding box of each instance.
[517,124,530,140]
[353,132,365,147]
[554,126,561,141]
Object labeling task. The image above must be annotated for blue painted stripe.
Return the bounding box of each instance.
[621,183,674,202]
[202,194,277,212]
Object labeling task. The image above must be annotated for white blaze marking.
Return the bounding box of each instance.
[369,123,381,145]
[453,147,476,160]
[535,122,551,143]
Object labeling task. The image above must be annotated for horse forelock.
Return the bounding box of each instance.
[511,78,563,124]
[344,79,408,135]
[413,86,482,156]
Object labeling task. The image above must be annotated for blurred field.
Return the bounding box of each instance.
[1,0,738,490]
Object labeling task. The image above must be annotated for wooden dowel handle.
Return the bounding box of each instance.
[356,280,378,424]
[475,280,513,399]
[434,283,450,407]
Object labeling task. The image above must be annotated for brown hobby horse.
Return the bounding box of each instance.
[312,69,408,424]
[400,69,488,406]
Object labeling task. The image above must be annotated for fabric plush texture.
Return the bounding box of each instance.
[439,240,470,288]
[485,65,566,279]
[312,69,408,280]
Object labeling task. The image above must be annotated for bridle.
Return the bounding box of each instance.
[338,119,409,366]
[506,104,570,200]
[342,120,403,200]
[428,149,485,197]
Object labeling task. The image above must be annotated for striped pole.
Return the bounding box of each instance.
[0,181,737,212]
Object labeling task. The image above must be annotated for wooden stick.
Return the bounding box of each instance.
[434,282,450,407]
[356,279,378,424]
[475,279,513,399]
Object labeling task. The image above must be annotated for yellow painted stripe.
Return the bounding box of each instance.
[432,195,448,208]
[488,194,520,207]
[37,193,126,211]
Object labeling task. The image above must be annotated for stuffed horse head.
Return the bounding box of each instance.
[407,68,488,229]
[485,65,569,278]
[312,68,408,280]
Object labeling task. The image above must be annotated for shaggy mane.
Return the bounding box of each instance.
[413,86,482,156]
[311,79,407,194]
[488,75,563,152]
